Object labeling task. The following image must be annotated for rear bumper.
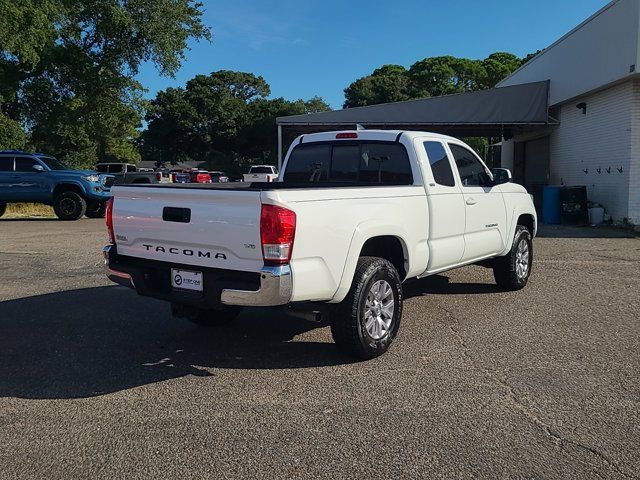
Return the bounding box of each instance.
[103,245,292,308]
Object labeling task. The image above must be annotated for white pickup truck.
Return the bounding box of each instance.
[104,130,536,359]
[242,164,278,183]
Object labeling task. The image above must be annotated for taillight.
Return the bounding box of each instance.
[156,172,162,181]
[106,197,115,244]
[260,204,296,265]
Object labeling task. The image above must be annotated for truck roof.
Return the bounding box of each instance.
[297,129,461,144]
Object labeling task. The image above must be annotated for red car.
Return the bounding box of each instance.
[189,170,212,183]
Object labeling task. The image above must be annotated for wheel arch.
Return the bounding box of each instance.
[331,225,411,303]
[53,182,85,198]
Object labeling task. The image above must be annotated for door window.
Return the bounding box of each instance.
[14,157,40,172]
[0,157,13,171]
[423,141,455,187]
[448,144,491,187]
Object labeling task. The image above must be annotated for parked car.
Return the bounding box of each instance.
[103,130,536,359]
[169,170,191,183]
[209,171,229,183]
[96,163,168,185]
[0,150,113,220]
[242,165,278,182]
[189,170,212,183]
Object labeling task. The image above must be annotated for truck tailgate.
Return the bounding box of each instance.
[111,185,264,272]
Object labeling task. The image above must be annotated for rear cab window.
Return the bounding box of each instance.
[283,141,413,185]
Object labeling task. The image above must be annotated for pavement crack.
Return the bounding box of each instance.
[439,304,636,480]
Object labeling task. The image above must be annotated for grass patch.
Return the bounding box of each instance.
[4,203,55,218]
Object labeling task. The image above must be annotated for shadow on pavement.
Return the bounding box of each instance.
[0,286,352,400]
[404,274,501,298]
[537,224,638,238]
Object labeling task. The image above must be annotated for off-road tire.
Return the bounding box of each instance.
[85,201,107,218]
[171,303,242,327]
[330,256,403,359]
[53,191,87,220]
[493,225,533,291]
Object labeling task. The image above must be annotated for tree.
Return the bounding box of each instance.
[344,65,411,108]
[343,52,529,108]
[140,70,330,175]
[0,0,210,167]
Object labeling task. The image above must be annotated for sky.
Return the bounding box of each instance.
[135,0,610,109]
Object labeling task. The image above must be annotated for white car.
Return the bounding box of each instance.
[103,130,537,359]
[242,165,278,183]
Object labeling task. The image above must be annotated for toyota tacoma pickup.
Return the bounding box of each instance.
[0,150,114,220]
[103,130,536,359]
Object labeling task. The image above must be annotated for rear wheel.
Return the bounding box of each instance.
[53,191,86,220]
[0,202,6,218]
[171,303,242,327]
[85,200,106,218]
[493,225,533,291]
[330,256,403,359]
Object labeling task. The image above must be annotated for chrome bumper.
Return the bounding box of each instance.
[221,265,292,307]
[103,245,136,288]
[103,245,291,307]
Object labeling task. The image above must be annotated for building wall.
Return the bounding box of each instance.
[498,0,640,106]
[549,81,635,222]
[629,81,640,223]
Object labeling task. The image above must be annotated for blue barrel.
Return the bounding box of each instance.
[542,186,562,224]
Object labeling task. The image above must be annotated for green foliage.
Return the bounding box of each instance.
[344,65,411,107]
[140,70,330,175]
[0,0,210,167]
[344,52,530,108]
[0,113,27,150]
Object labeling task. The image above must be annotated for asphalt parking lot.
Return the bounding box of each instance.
[0,219,638,479]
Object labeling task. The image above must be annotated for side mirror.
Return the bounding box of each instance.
[32,164,45,172]
[492,168,512,184]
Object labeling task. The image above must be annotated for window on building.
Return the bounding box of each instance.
[424,141,455,187]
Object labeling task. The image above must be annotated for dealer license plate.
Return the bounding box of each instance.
[171,268,203,292]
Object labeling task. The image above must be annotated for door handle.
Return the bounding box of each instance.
[466,197,477,205]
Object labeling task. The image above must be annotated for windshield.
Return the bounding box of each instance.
[38,156,70,171]
[250,166,274,174]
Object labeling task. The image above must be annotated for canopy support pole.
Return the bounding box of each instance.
[277,124,283,171]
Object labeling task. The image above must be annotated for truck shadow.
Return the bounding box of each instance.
[0,286,350,400]
[404,274,502,298]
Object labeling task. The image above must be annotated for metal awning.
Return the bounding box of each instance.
[274,80,551,167]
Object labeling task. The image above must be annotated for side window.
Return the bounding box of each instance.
[359,143,412,184]
[0,157,13,172]
[449,144,491,187]
[110,164,124,174]
[96,164,108,173]
[283,144,331,182]
[423,141,455,187]
[14,156,39,172]
[330,145,359,182]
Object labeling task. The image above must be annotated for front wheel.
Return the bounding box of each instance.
[53,191,87,220]
[330,256,403,359]
[493,226,533,291]
[0,202,6,218]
